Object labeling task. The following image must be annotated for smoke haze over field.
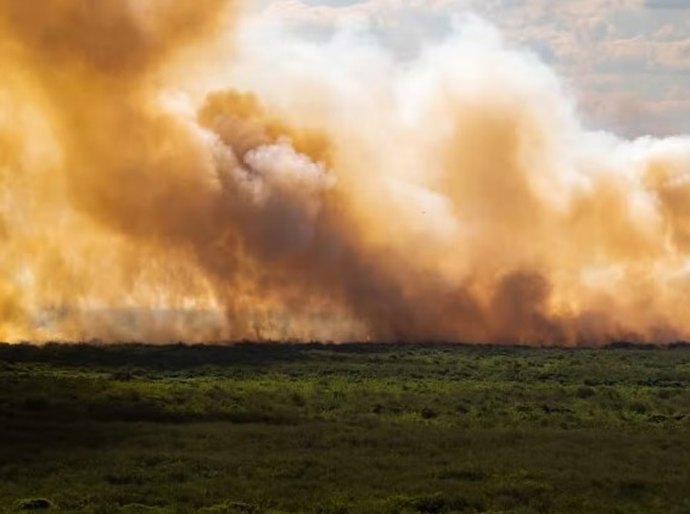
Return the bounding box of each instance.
[1,0,690,344]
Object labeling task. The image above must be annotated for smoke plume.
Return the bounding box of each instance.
[1,1,690,344]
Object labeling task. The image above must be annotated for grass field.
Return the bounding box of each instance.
[1,342,689,513]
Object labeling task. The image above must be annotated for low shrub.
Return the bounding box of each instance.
[14,498,54,510]
[421,408,438,420]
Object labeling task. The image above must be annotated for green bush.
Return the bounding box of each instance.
[575,386,595,399]
[13,498,54,510]
[199,501,260,513]
[421,408,438,420]
[392,493,479,513]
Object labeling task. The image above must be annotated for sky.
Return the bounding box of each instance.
[256,0,690,137]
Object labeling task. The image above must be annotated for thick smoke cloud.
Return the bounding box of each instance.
[1,1,690,344]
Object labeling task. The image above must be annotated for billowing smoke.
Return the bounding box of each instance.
[1,1,690,345]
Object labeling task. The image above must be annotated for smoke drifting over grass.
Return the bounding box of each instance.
[1,1,690,344]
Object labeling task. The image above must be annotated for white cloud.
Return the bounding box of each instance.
[258,0,690,136]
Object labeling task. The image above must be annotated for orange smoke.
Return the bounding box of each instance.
[1,2,690,344]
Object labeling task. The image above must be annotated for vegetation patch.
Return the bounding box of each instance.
[0,343,689,513]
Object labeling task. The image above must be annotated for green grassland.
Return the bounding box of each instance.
[1,342,689,513]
